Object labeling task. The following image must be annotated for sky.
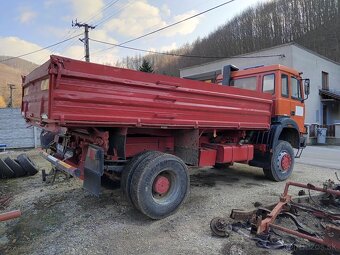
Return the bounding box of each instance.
[0,0,270,65]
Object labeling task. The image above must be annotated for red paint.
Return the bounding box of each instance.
[22,55,272,132]
[199,148,217,167]
[153,176,170,195]
[125,137,174,158]
[202,144,254,164]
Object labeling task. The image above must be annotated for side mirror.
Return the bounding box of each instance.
[304,79,310,96]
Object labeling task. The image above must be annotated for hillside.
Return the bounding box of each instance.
[0,57,38,108]
[116,0,340,76]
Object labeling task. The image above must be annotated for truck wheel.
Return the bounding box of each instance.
[4,157,27,177]
[130,153,189,219]
[263,140,294,182]
[121,151,161,207]
[0,158,15,178]
[17,154,38,176]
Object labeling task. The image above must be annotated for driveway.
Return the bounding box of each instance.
[296,145,340,170]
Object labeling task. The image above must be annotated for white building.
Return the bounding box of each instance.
[180,43,340,131]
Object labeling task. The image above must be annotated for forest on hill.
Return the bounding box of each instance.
[115,0,340,76]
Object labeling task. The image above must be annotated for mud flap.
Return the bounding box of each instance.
[83,145,104,196]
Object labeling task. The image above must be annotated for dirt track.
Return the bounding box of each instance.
[0,149,338,255]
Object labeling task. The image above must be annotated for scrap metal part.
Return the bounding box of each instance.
[224,181,340,251]
[0,210,21,222]
[257,181,340,250]
[210,217,230,237]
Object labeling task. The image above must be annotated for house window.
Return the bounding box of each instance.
[281,74,289,97]
[322,71,329,90]
[262,74,275,94]
[230,76,257,91]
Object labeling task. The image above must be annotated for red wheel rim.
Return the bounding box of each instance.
[280,153,292,172]
[153,175,170,195]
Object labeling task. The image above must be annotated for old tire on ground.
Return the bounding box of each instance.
[4,157,27,177]
[17,154,38,176]
[121,151,161,207]
[0,158,15,178]
[263,140,294,182]
[130,153,189,219]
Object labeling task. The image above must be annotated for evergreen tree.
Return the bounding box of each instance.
[139,59,154,73]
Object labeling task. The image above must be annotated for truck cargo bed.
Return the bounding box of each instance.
[22,55,272,131]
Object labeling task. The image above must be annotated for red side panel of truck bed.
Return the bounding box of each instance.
[22,55,272,130]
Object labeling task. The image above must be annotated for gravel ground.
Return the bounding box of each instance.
[0,149,339,255]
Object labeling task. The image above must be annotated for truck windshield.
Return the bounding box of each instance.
[230,77,257,90]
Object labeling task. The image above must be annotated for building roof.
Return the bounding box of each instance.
[180,42,340,71]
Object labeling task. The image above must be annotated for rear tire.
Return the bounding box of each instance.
[121,151,162,207]
[130,153,189,219]
[263,140,294,182]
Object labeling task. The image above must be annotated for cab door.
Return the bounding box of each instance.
[290,76,304,132]
[274,73,291,118]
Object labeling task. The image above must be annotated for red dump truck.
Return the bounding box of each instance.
[22,55,309,219]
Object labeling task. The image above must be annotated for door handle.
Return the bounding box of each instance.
[291,111,295,116]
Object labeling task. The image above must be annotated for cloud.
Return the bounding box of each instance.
[104,1,166,37]
[19,10,37,24]
[0,35,119,66]
[70,0,104,21]
[161,4,171,17]
[163,10,201,37]
[0,37,52,64]
[62,45,84,60]
[104,1,200,39]
[91,29,117,44]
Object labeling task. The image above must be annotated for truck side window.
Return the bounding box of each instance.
[291,77,302,99]
[230,77,257,91]
[281,74,289,97]
[262,74,275,94]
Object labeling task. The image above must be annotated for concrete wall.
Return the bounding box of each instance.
[291,46,340,124]
[0,108,40,148]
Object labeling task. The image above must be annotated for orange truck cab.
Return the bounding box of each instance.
[217,64,309,135]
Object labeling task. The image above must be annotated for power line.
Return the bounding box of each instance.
[86,0,121,24]
[90,38,285,59]
[95,0,133,27]
[93,0,237,55]
[48,0,121,58]
[0,33,82,63]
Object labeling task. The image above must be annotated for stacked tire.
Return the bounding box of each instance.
[0,154,38,179]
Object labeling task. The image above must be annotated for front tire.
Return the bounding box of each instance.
[263,140,294,182]
[130,153,189,219]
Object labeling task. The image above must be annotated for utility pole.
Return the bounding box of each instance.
[72,19,96,62]
[7,84,15,108]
